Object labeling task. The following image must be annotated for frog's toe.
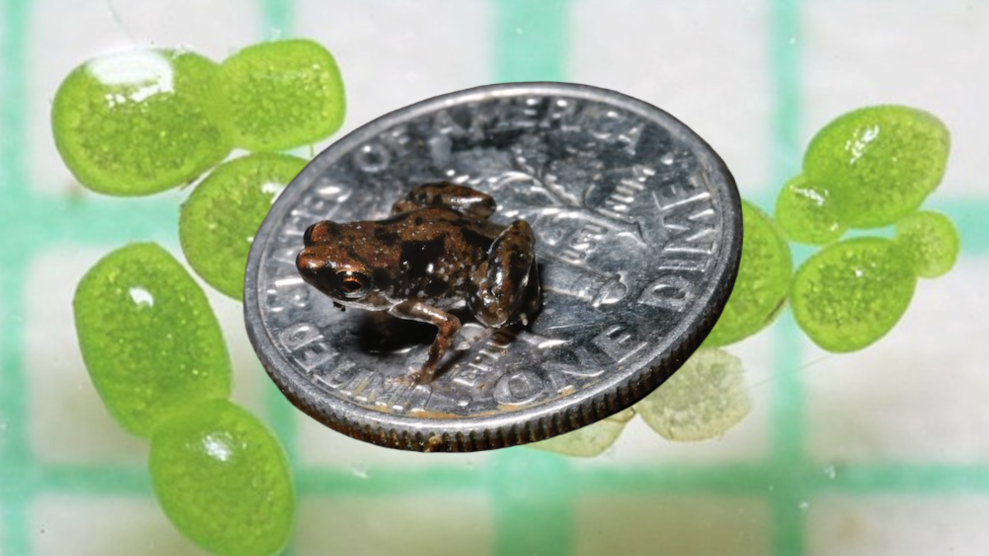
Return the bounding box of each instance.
[399,182,496,217]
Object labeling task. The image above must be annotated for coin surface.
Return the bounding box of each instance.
[244,82,742,452]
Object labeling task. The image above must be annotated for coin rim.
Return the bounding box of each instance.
[244,81,742,452]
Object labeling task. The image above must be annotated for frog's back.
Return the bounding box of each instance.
[379,206,499,240]
[353,207,500,303]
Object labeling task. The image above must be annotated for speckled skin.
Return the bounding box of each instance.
[297,183,540,384]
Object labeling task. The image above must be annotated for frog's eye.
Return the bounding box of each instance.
[336,271,372,299]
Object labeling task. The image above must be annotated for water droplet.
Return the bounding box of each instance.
[660,152,675,165]
[87,50,176,103]
[201,432,234,462]
[823,464,837,480]
[128,286,154,307]
[351,464,369,479]
[798,501,810,511]
[260,181,285,197]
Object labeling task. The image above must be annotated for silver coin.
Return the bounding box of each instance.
[244,82,741,452]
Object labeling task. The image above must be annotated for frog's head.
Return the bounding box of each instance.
[297,221,376,305]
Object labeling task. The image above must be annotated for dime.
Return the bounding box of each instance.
[244,82,742,452]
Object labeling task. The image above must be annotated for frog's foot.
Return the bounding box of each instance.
[392,182,496,218]
[468,220,538,328]
[387,300,461,385]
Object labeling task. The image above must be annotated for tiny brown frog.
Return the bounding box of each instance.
[297,182,540,385]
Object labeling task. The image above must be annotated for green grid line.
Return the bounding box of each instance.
[1,465,152,497]
[0,253,30,468]
[260,0,293,40]
[2,1,989,556]
[490,451,575,556]
[255,0,302,489]
[489,3,575,555]
[493,0,569,83]
[932,198,989,255]
[765,2,810,554]
[766,0,805,459]
[0,0,34,552]
[6,460,989,500]
[0,0,30,466]
[255,3,302,554]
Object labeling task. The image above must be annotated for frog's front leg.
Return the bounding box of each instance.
[468,220,537,328]
[388,300,462,385]
[392,182,496,218]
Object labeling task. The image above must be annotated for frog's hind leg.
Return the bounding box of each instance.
[392,182,496,218]
[387,300,462,385]
[468,220,537,328]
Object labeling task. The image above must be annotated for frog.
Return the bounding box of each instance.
[296,182,541,385]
